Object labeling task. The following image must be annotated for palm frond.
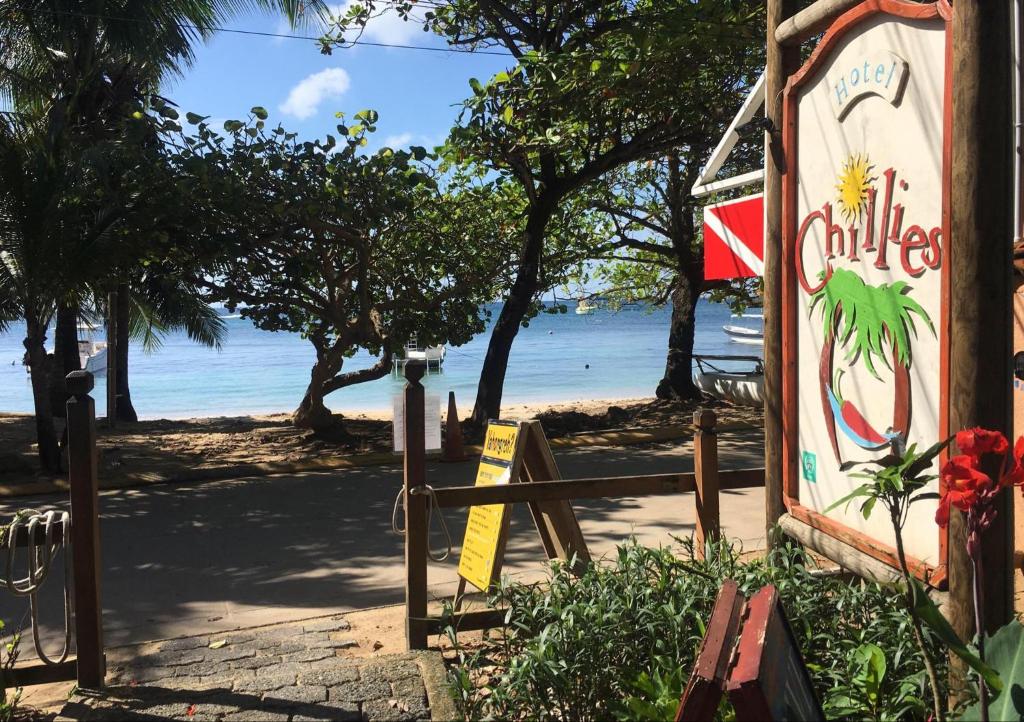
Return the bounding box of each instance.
[809,268,934,378]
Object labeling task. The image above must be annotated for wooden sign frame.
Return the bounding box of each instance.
[676,580,745,722]
[456,420,591,596]
[780,0,953,584]
[727,586,823,721]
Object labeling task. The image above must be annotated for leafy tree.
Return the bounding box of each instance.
[172,111,509,431]
[327,0,763,424]
[0,0,323,462]
[582,149,762,400]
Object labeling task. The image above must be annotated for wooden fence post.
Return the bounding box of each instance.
[694,409,720,560]
[105,291,117,428]
[65,371,105,689]
[403,361,429,650]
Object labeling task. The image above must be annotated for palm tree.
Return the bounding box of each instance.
[809,267,934,464]
[0,0,325,468]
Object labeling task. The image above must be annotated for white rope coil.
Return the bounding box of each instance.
[3,510,72,665]
[392,485,453,562]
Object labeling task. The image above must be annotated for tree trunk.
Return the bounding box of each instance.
[293,345,345,431]
[656,272,702,400]
[50,303,81,418]
[471,209,551,425]
[24,317,61,472]
[115,286,138,422]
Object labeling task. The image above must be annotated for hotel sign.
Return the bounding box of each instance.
[782,0,952,580]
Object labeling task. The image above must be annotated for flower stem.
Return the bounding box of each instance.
[892,506,945,721]
[969,512,989,722]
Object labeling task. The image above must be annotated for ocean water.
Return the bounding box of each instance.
[0,301,761,419]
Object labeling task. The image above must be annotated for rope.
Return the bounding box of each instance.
[3,510,72,666]
[392,485,453,563]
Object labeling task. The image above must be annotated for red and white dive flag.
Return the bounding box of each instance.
[703,193,764,280]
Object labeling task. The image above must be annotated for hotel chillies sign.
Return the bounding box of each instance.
[781,0,952,578]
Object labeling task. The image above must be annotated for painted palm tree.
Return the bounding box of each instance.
[809,267,934,464]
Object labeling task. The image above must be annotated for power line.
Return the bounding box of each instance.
[15,7,512,56]
[15,6,761,58]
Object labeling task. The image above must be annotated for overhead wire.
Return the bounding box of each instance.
[12,5,763,59]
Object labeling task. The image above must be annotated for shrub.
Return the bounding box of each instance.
[445,538,946,721]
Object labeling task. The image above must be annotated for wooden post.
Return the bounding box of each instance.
[65,371,105,689]
[105,290,117,427]
[694,409,720,560]
[948,1,1015,640]
[763,0,801,546]
[403,361,429,650]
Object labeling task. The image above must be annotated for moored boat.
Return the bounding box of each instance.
[693,354,764,407]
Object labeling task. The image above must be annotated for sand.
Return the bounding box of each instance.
[0,396,763,486]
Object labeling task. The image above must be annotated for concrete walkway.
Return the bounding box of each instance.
[0,429,765,649]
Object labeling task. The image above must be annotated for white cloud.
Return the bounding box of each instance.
[382,132,413,148]
[279,67,351,120]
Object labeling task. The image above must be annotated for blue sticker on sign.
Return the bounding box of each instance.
[801,451,817,483]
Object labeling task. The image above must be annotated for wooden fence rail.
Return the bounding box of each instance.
[400,363,766,650]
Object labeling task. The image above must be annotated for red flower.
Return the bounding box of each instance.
[956,427,1009,459]
[937,455,993,527]
[1001,436,1024,488]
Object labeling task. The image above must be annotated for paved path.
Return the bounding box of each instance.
[57,615,442,721]
[1,430,765,648]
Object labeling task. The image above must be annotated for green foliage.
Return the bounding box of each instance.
[828,437,948,522]
[962,621,1024,720]
[164,111,510,421]
[445,539,945,721]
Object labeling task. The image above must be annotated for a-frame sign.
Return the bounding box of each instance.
[457,420,591,593]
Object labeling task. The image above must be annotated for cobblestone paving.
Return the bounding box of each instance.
[56,616,434,721]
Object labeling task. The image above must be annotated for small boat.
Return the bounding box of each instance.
[693,355,764,407]
[394,335,446,373]
[575,299,598,315]
[79,340,107,374]
[722,324,764,346]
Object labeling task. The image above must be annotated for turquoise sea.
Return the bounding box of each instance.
[0,301,760,419]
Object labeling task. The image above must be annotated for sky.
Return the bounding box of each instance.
[164,4,513,153]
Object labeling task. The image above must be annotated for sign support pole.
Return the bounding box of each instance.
[763,0,800,546]
[403,361,429,650]
[948,1,1015,638]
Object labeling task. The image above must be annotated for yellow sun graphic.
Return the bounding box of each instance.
[835,154,875,222]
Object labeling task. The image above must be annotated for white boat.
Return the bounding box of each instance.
[80,340,107,374]
[394,336,446,372]
[693,355,764,407]
[575,299,598,315]
[47,321,108,374]
[722,324,764,346]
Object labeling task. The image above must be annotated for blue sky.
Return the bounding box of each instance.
[164,5,512,152]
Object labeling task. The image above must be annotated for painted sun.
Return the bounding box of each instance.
[835,153,875,222]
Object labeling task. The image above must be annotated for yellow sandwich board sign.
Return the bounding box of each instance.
[457,420,522,591]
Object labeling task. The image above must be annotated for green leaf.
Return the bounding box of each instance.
[251,106,269,120]
[962,620,1024,719]
[223,120,244,132]
[911,579,1003,695]
[852,643,886,705]
[824,484,872,513]
[185,112,208,125]
[861,495,877,520]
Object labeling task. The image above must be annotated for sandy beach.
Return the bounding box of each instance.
[0,396,763,487]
